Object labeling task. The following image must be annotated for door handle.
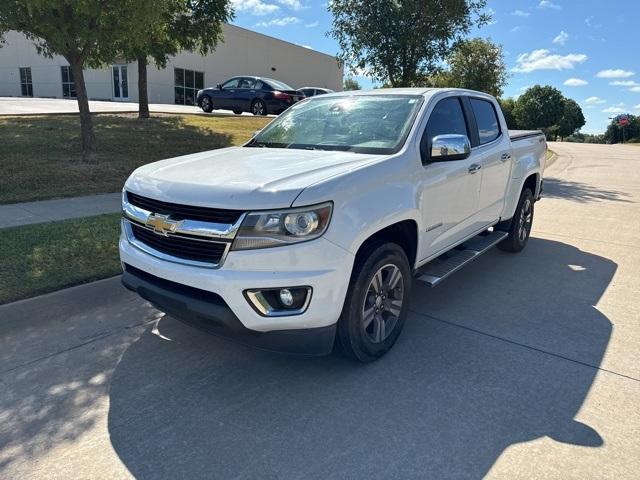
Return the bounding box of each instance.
[501,153,512,161]
[468,164,482,174]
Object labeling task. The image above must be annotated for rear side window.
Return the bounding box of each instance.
[470,98,500,144]
[424,97,468,146]
[239,78,256,89]
[256,81,270,91]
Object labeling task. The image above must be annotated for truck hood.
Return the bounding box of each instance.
[125,146,384,210]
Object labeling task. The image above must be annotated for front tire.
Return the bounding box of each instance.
[200,96,213,113]
[336,242,412,362]
[497,188,534,253]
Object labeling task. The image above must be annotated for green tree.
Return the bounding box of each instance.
[0,0,156,162]
[513,85,565,131]
[432,38,507,97]
[329,0,489,87]
[498,98,518,129]
[343,77,362,91]
[555,98,585,140]
[604,114,639,144]
[118,0,233,119]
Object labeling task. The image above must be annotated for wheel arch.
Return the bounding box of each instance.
[353,219,419,271]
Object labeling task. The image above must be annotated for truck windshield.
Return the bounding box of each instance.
[246,95,423,154]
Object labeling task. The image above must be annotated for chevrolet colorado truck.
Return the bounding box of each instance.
[120,88,546,362]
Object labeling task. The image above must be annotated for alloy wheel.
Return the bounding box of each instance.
[518,198,533,242]
[361,264,404,343]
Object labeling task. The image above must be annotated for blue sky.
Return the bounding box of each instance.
[231,0,639,133]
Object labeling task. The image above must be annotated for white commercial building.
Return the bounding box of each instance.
[0,24,342,105]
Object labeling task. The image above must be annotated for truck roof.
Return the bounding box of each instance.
[333,87,496,98]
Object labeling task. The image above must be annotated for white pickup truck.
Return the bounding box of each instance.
[120,88,546,361]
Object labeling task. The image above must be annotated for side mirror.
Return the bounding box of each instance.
[430,134,471,162]
[216,83,222,90]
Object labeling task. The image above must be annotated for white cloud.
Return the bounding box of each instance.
[609,80,639,87]
[255,16,300,27]
[512,10,530,17]
[305,21,319,27]
[553,31,569,45]
[584,96,606,105]
[634,104,640,110]
[538,0,561,10]
[512,49,587,73]
[564,78,588,86]
[231,0,279,15]
[602,102,627,114]
[510,26,524,33]
[277,0,303,10]
[596,69,635,78]
[630,86,640,93]
[585,16,600,28]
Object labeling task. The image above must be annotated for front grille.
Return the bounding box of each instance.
[126,191,243,224]
[130,223,228,264]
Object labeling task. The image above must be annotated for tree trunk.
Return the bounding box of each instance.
[68,57,97,163]
[137,55,150,119]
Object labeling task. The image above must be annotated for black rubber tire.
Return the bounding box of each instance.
[497,188,534,253]
[251,99,267,116]
[233,109,242,115]
[200,95,213,113]
[335,242,412,362]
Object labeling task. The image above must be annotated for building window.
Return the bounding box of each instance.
[61,66,76,98]
[174,68,204,105]
[19,67,33,96]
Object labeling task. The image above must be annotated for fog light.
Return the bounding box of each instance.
[279,288,294,307]
[244,286,312,317]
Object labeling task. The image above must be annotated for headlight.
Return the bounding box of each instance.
[232,202,332,250]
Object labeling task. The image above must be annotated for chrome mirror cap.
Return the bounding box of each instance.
[431,134,471,161]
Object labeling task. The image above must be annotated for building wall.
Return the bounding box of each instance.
[0,25,343,103]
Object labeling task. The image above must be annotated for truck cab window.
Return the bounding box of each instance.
[470,98,500,144]
[422,97,468,159]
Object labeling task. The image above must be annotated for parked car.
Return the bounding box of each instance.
[297,87,334,97]
[196,76,305,115]
[120,88,547,362]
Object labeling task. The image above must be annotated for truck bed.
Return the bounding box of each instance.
[509,130,544,141]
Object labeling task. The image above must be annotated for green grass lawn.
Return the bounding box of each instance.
[0,213,122,304]
[0,113,270,204]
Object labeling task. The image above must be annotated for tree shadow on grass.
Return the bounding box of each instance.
[543,177,633,203]
[106,238,614,479]
[0,114,237,203]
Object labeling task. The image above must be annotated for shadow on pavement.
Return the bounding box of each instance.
[107,238,614,479]
[543,177,632,203]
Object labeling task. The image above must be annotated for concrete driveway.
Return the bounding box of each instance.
[1,143,639,479]
[0,96,264,117]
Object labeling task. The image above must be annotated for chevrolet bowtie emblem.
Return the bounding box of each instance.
[145,213,181,236]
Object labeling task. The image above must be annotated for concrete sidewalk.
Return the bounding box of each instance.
[0,96,266,117]
[0,193,121,228]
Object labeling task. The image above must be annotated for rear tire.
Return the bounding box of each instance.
[336,242,412,362]
[252,99,267,116]
[497,188,534,253]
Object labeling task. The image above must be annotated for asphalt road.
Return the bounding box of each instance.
[1,142,639,479]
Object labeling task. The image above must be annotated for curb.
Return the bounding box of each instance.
[0,274,123,309]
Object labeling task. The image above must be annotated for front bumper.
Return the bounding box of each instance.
[122,264,336,355]
[119,233,354,352]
